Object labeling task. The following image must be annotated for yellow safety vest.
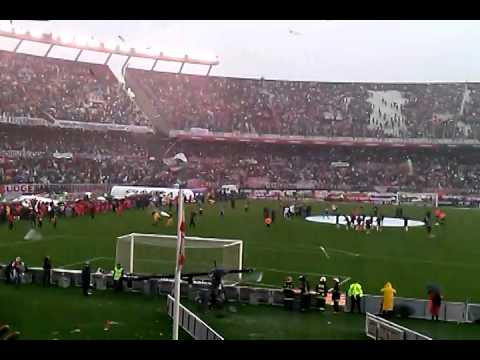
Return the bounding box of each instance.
[113,267,123,281]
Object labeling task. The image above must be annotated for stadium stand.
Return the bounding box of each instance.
[126,68,480,140]
[0,50,150,126]
[1,124,480,193]
[0,48,479,194]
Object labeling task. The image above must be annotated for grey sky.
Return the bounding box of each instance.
[1,20,480,83]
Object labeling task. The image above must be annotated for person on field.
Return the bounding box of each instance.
[264,217,272,228]
[52,212,57,229]
[43,256,52,287]
[345,215,351,230]
[315,276,328,311]
[90,202,96,219]
[347,280,363,313]
[380,282,397,318]
[152,211,161,225]
[298,275,311,311]
[428,289,442,321]
[189,210,197,228]
[12,257,26,286]
[376,215,381,232]
[82,262,92,296]
[7,212,14,230]
[424,214,433,237]
[331,278,341,313]
[112,263,125,292]
[283,276,295,310]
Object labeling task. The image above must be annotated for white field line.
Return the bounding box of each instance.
[258,266,349,280]
[0,234,87,248]
[327,248,361,257]
[61,256,110,268]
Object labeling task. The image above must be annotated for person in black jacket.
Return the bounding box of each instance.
[81,262,91,296]
[332,278,341,313]
[298,275,311,311]
[43,256,52,287]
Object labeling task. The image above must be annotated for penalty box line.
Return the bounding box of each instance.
[259,267,351,282]
[61,256,113,268]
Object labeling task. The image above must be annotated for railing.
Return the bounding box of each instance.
[170,129,480,147]
[365,312,432,340]
[166,294,224,340]
[2,265,480,326]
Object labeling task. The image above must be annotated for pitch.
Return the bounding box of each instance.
[1,199,480,339]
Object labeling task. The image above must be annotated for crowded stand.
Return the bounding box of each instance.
[126,68,480,140]
[0,50,150,126]
[1,124,480,194]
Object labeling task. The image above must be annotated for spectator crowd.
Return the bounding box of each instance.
[126,68,480,140]
[0,49,480,193]
[0,50,149,126]
[1,124,480,193]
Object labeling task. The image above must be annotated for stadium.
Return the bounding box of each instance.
[1,20,480,341]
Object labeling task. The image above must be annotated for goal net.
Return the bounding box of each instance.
[115,233,243,282]
[397,192,438,208]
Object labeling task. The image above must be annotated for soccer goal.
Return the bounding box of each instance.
[115,233,243,281]
[397,192,439,208]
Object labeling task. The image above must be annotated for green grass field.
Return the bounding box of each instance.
[1,199,480,339]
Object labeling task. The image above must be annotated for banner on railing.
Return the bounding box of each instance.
[0,150,45,158]
[0,183,111,196]
[53,152,73,159]
[53,119,154,134]
[170,129,480,148]
[0,116,48,127]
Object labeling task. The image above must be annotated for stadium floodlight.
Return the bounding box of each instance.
[74,35,89,47]
[187,51,217,63]
[29,28,45,39]
[164,49,187,59]
[87,38,101,48]
[103,40,118,51]
[0,27,220,68]
[12,27,27,36]
[118,42,132,53]
[0,22,14,33]
[54,32,73,44]
[142,47,160,56]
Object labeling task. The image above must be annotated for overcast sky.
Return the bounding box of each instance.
[1,20,480,83]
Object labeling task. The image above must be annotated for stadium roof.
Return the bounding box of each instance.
[0,23,219,74]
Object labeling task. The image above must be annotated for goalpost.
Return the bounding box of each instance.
[396,192,439,208]
[115,233,244,282]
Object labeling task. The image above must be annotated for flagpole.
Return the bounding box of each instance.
[172,187,183,340]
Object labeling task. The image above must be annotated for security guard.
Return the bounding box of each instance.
[347,280,363,313]
[112,263,125,292]
[283,276,295,310]
[315,276,328,310]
